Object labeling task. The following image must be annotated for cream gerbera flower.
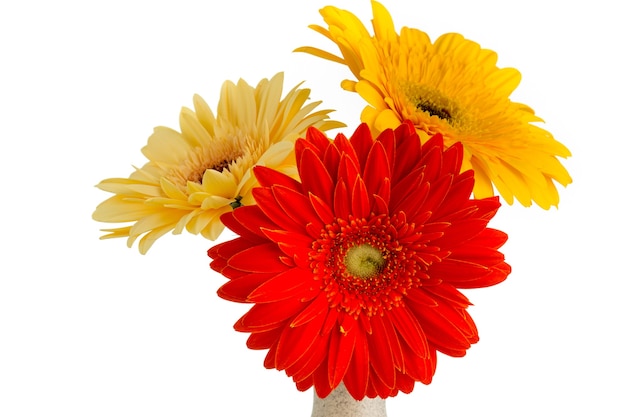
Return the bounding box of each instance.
[296,1,572,209]
[93,72,343,253]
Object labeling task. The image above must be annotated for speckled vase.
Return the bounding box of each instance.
[311,384,387,417]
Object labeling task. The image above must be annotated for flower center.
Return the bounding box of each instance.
[401,82,456,123]
[187,158,236,184]
[344,244,385,279]
[415,102,452,121]
[310,214,429,317]
[166,135,246,192]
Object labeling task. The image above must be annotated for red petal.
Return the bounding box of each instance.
[405,288,438,307]
[443,260,510,288]
[430,199,478,223]
[380,313,405,370]
[423,283,471,308]
[409,301,476,356]
[364,140,391,200]
[253,165,302,192]
[389,306,428,359]
[252,187,303,232]
[474,228,509,249]
[351,176,371,219]
[322,140,341,181]
[371,193,389,215]
[309,193,335,225]
[328,322,357,389]
[288,329,331,382]
[368,366,393,398]
[264,342,277,369]
[235,297,304,332]
[334,134,361,172]
[392,124,423,182]
[217,272,276,302]
[261,231,312,268]
[333,180,350,220]
[271,185,323,231]
[389,170,428,215]
[441,141,463,175]
[349,123,374,169]
[304,127,331,157]
[395,372,417,395]
[435,218,489,248]
[261,228,311,248]
[376,128,396,173]
[247,268,316,303]
[337,152,361,192]
[246,327,282,350]
[321,306,339,335]
[398,337,436,384]
[473,196,502,220]
[420,142,443,181]
[312,356,333,399]
[230,205,277,240]
[295,375,314,393]
[208,237,250,264]
[220,209,266,242]
[419,174,454,215]
[440,172,475,215]
[421,133,445,154]
[367,315,396,389]
[290,292,330,327]
[429,258,492,283]
[228,243,289,273]
[275,308,327,370]
[342,329,369,400]
[298,147,334,204]
[451,244,506,266]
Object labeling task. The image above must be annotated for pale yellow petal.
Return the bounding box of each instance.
[137,225,175,255]
[179,107,213,148]
[199,169,238,197]
[192,94,216,136]
[141,127,189,164]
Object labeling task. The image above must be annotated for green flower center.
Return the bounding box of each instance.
[344,244,386,279]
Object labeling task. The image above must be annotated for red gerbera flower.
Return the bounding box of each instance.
[208,122,511,399]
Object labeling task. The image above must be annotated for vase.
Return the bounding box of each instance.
[310,383,388,417]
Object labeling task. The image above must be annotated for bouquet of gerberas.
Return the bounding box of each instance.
[93,1,571,414]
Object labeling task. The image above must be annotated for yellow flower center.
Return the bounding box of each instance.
[402,83,457,123]
[344,244,386,279]
[167,135,246,192]
[399,81,485,138]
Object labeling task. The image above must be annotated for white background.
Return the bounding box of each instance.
[1,0,624,415]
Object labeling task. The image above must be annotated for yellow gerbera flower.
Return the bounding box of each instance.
[296,1,572,209]
[93,72,343,254]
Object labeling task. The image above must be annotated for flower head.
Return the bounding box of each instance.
[295,1,572,209]
[209,122,511,399]
[93,72,343,253]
